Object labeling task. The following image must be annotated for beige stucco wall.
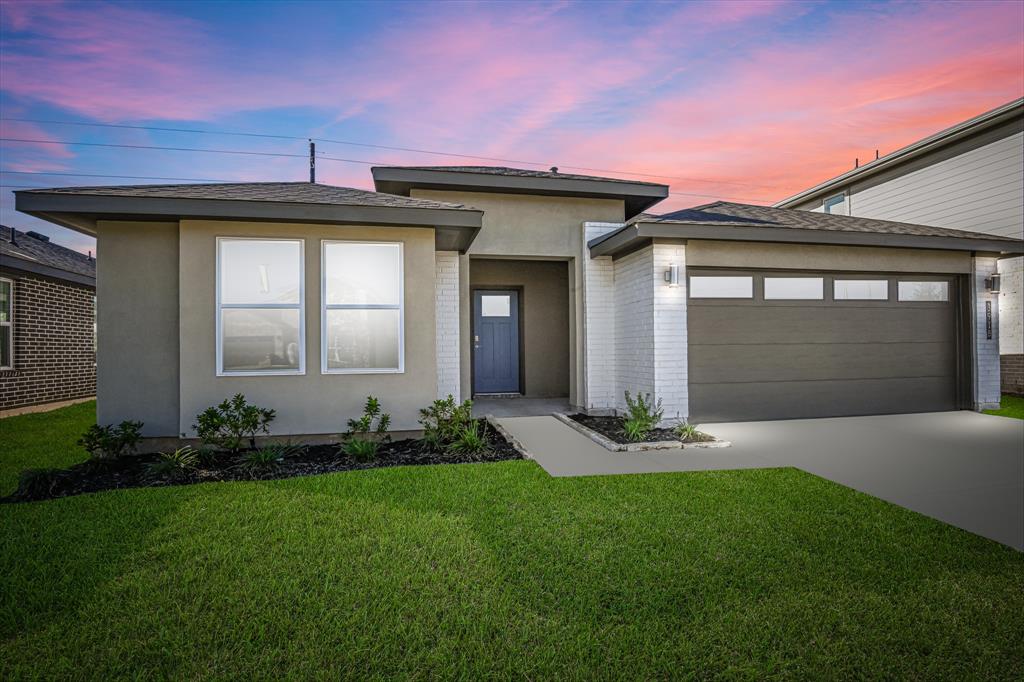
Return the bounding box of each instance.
[177,220,437,435]
[683,240,973,273]
[96,220,180,436]
[412,189,625,405]
[470,258,571,397]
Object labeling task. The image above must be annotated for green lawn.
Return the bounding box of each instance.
[2,406,1022,678]
[984,394,1024,420]
[0,400,95,495]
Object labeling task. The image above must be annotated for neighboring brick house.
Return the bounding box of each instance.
[0,225,96,412]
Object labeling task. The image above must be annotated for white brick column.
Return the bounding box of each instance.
[613,246,656,412]
[652,244,688,423]
[581,222,621,412]
[973,255,1000,410]
[997,256,1023,356]
[434,251,460,401]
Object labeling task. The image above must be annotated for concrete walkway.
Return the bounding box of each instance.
[496,411,1024,550]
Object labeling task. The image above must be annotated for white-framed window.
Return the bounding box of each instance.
[689,276,753,299]
[321,240,403,373]
[216,237,304,376]
[823,193,847,215]
[834,279,888,300]
[764,277,824,300]
[898,281,949,302]
[0,277,13,370]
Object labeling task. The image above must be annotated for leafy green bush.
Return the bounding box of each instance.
[145,446,199,480]
[674,423,713,443]
[419,395,474,451]
[77,421,144,459]
[12,468,69,501]
[621,390,663,442]
[194,394,275,452]
[341,396,391,461]
[449,421,489,455]
[235,443,299,478]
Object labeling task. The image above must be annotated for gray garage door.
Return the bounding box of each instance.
[688,270,961,422]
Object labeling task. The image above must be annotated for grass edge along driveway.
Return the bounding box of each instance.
[1,402,1022,679]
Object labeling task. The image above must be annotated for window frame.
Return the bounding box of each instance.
[215,236,305,377]
[320,239,405,375]
[823,193,846,215]
[0,277,13,371]
[688,275,754,299]
[833,278,889,301]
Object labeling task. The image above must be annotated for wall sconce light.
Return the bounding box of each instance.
[985,274,1001,294]
[664,264,680,287]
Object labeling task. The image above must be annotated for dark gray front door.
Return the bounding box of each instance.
[688,270,959,422]
[473,290,520,394]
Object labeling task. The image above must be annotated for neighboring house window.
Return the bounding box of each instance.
[216,238,304,375]
[689,276,753,299]
[823,194,847,215]
[834,279,888,300]
[898,281,949,302]
[322,241,403,373]
[0,278,12,370]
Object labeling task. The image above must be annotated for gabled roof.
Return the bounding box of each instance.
[1,225,96,287]
[774,97,1024,208]
[371,165,669,219]
[15,182,485,252]
[589,201,1024,257]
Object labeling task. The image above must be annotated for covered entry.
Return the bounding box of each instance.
[687,269,965,422]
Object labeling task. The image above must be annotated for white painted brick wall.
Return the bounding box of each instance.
[434,251,461,401]
[997,255,1023,356]
[581,222,621,411]
[613,246,656,412]
[652,244,688,422]
[974,255,1001,409]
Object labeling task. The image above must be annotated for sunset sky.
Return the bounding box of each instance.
[1,0,1022,253]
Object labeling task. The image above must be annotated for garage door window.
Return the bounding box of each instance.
[898,281,948,302]
[689,276,753,299]
[764,277,823,300]
[834,279,888,300]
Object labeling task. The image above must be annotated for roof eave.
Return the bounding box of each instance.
[588,221,1024,257]
[370,167,669,219]
[774,97,1024,208]
[0,251,95,287]
[15,191,485,252]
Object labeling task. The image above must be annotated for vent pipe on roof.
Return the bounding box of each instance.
[26,230,50,242]
[309,139,316,183]
[7,227,15,246]
[550,166,558,173]
[875,149,880,160]
[854,157,859,169]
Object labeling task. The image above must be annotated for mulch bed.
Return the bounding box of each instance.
[3,421,522,504]
[567,413,688,445]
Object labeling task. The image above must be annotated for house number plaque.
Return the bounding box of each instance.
[985,301,992,340]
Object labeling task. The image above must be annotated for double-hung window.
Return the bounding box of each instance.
[322,241,403,373]
[216,238,304,375]
[0,278,12,370]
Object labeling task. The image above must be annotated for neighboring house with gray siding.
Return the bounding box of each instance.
[776,98,1024,394]
[0,226,97,412]
[14,169,1022,438]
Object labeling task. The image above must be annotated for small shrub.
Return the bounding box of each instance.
[235,443,299,478]
[621,390,663,442]
[145,446,199,481]
[419,395,474,451]
[12,468,69,501]
[674,422,713,443]
[341,396,392,461]
[344,438,380,462]
[77,421,144,459]
[448,420,490,456]
[194,394,275,452]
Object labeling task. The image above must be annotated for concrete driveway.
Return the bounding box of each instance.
[498,411,1024,550]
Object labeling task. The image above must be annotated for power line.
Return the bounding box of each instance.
[0,138,307,159]
[1,115,771,190]
[0,170,229,182]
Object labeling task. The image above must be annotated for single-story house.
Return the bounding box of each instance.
[0,225,96,413]
[14,168,1024,435]
[774,97,1024,396]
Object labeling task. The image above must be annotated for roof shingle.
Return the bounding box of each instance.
[374,165,666,188]
[1,225,96,280]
